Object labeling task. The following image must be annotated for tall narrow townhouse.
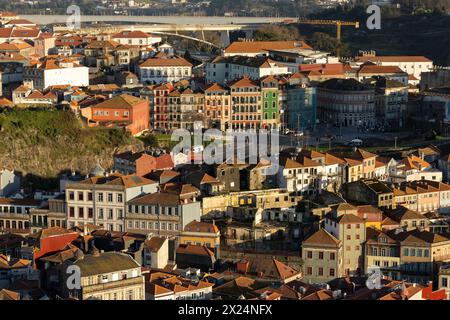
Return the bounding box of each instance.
[229,75,262,130]
[324,204,366,276]
[203,82,231,131]
[260,75,280,130]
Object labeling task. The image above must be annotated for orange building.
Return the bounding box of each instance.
[81,94,149,136]
[229,75,262,130]
[204,82,231,131]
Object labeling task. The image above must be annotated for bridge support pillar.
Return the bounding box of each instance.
[220,30,230,48]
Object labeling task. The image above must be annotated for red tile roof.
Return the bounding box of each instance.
[139,55,192,67]
[224,40,312,54]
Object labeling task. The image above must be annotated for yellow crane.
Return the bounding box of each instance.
[282,19,360,56]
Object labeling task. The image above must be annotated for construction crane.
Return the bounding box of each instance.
[282,18,360,56]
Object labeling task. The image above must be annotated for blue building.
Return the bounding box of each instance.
[286,85,317,132]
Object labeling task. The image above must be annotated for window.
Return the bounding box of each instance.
[329,268,335,277]
[107,193,113,202]
[307,251,312,259]
[98,193,104,202]
[330,252,335,260]
[318,252,324,260]
[347,235,351,240]
[318,267,323,276]
[78,192,84,201]
[88,192,93,201]
[69,207,75,217]
[69,192,74,201]
[307,267,312,275]
[442,277,448,288]
[117,194,123,203]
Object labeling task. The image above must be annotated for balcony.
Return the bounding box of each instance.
[81,276,143,295]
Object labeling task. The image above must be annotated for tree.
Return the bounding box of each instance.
[254,25,302,41]
[311,32,351,56]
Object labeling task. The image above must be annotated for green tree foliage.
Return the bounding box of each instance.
[254,25,302,41]
[0,109,141,178]
[311,32,351,56]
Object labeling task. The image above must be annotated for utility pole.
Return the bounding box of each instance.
[394,136,398,150]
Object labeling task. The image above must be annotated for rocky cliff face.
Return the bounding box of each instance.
[0,109,143,180]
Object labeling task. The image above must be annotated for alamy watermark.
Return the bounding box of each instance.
[367,5,381,30]
[66,5,81,30]
[66,265,81,290]
[171,123,280,175]
[366,265,383,290]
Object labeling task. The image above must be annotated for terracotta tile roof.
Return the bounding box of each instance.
[139,55,192,67]
[145,270,214,297]
[176,244,215,257]
[224,40,312,54]
[0,41,32,50]
[112,30,151,39]
[356,205,383,222]
[2,287,25,301]
[0,197,41,206]
[283,158,303,169]
[303,228,340,247]
[302,289,334,300]
[359,65,405,74]
[85,39,120,49]
[335,202,357,212]
[0,12,18,17]
[0,254,31,269]
[79,173,156,188]
[327,212,364,224]
[357,55,432,63]
[272,259,301,280]
[325,153,345,165]
[0,98,13,106]
[144,237,166,252]
[0,289,20,300]
[299,63,345,76]
[184,220,219,234]
[10,27,40,38]
[163,183,200,197]
[401,155,430,170]
[402,229,450,244]
[91,94,145,109]
[228,75,258,88]
[204,82,227,92]
[129,192,182,206]
[0,28,12,38]
[356,148,377,159]
[344,158,363,166]
[381,216,399,226]
[419,145,440,156]
[5,19,35,25]
[38,227,77,239]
